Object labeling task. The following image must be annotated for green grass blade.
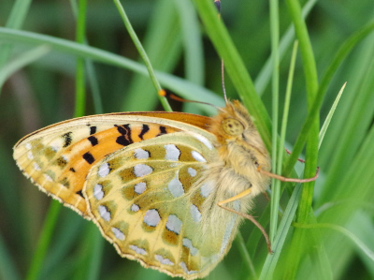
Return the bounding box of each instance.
[191,0,272,149]
[282,0,320,277]
[255,0,317,95]
[270,41,299,247]
[74,0,88,118]
[121,0,182,111]
[0,233,20,280]
[285,22,374,173]
[0,27,223,112]
[0,0,32,74]
[0,45,50,88]
[26,202,62,280]
[319,83,346,149]
[269,0,280,242]
[113,0,171,112]
[175,0,204,85]
[260,185,302,280]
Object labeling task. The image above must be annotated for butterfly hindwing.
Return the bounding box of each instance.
[83,130,239,278]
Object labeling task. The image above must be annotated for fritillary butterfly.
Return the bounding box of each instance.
[13,100,271,279]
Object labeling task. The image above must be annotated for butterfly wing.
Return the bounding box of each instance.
[13,112,200,217]
[83,130,241,279]
[13,111,245,279]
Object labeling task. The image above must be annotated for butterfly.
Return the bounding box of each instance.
[13,99,272,279]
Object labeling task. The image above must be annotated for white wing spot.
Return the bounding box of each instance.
[98,163,111,177]
[62,155,69,163]
[188,167,197,177]
[33,162,41,171]
[134,182,147,194]
[166,214,183,235]
[165,144,180,161]
[191,151,206,162]
[26,143,32,150]
[50,140,62,152]
[27,151,34,160]
[190,204,202,223]
[94,184,105,200]
[201,182,214,198]
[112,227,125,240]
[99,205,111,221]
[168,176,184,197]
[134,164,153,177]
[156,255,174,266]
[144,209,161,227]
[191,132,214,149]
[134,148,150,159]
[51,145,61,152]
[44,174,53,182]
[181,262,198,275]
[131,204,140,212]
[183,238,199,256]
[130,245,147,255]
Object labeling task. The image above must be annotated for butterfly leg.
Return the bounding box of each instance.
[286,148,306,163]
[258,166,320,183]
[217,189,273,253]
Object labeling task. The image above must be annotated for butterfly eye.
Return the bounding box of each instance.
[222,118,244,136]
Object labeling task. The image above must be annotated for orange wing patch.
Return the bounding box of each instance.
[14,122,181,217]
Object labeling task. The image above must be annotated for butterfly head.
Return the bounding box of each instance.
[212,101,262,146]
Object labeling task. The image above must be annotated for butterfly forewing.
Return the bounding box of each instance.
[13,114,186,217]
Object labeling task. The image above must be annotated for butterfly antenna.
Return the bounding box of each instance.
[220,60,229,103]
[159,89,220,110]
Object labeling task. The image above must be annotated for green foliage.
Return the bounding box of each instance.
[1,0,373,280]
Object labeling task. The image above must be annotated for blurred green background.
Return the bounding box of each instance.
[1,0,374,279]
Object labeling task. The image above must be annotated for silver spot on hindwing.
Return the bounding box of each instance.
[188,167,197,177]
[191,151,206,162]
[131,204,140,212]
[190,204,202,223]
[134,148,150,159]
[98,163,111,177]
[144,209,161,227]
[112,227,125,240]
[99,205,111,221]
[130,245,147,255]
[165,144,180,161]
[168,175,184,197]
[183,238,199,256]
[166,214,182,235]
[94,184,105,200]
[155,254,174,265]
[134,182,147,194]
[134,164,153,177]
